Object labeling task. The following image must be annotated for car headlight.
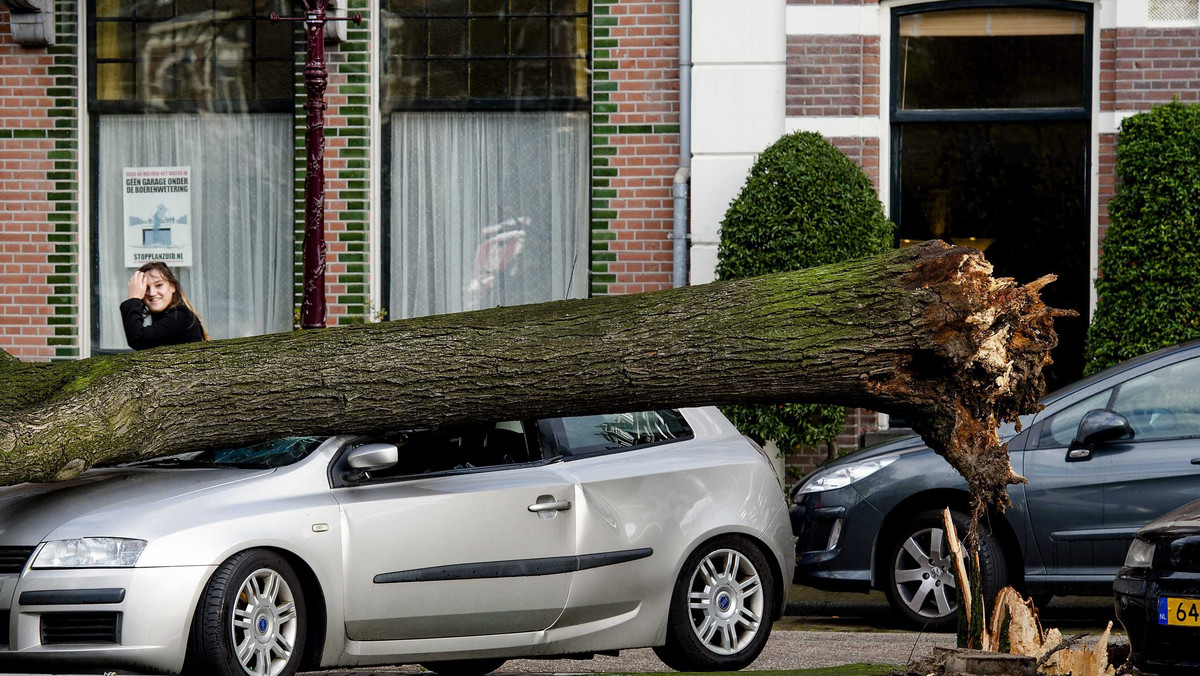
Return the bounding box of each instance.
[795,457,898,496]
[1124,538,1155,569]
[32,538,147,569]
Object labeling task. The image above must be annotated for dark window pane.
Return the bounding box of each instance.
[214,0,253,16]
[137,59,176,101]
[96,0,133,17]
[255,62,293,99]
[177,0,213,16]
[897,9,1087,109]
[429,19,467,55]
[470,59,507,97]
[136,0,173,18]
[470,0,506,14]
[509,17,548,56]
[510,59,547,97]
[550,16,584,57]
[96,63,134,100]
[255,20,294,60]
[429,60,468,98]
[388,17,428,57]
[390,0,427,13]
[549,0,586,14]
[469,17,506,56]
[255,0,289,15]
[511,0,545,12]
[427,0,467,14]
[895,121,1089,387]
[549,57,584,98]
[213,60,253,103]
[386,59,429,99]
[96,22,134,59]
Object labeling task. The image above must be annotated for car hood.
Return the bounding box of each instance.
[1140,498,1200,538]
[0,467,272,546]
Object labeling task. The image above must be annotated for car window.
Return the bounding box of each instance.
[1039,389,1112,448]
[540,409,693,459]
[1111,358,1200,442]
[365,420,535,479]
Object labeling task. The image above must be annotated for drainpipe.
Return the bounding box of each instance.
[671,0,692,288]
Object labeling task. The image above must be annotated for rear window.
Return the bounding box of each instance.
[541,410,694,458]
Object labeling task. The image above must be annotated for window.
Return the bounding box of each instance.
[1111,359,1200,441]
[892,3,1092,390]
[89,0,296,351]
[1039,389,1112,448]
[366,420,536,479]
[382,0,590,320]
[540,410,694,458]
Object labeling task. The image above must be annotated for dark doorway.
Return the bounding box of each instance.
[891,3,1093,391]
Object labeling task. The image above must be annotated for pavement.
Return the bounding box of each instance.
[306,628,957,675]
[308,591,1125,676]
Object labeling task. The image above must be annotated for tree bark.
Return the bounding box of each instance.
[0,241,1067,511]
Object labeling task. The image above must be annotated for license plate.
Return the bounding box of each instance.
[1158,597,1200,626]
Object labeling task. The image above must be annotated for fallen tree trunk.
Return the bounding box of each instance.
[0,241,1066,510]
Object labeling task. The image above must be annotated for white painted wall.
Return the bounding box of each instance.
[688,0,786,284]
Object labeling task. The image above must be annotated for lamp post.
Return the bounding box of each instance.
[272,1,362,329]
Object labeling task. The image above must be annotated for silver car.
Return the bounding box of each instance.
[0,407,793,676]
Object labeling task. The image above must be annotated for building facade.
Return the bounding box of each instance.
[0,0,1195,460]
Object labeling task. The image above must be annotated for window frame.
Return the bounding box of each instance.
[86,2,299,355]
[379,0,592,114]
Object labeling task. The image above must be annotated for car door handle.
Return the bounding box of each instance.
[528,500,572,513]
[1191,458,1200,465]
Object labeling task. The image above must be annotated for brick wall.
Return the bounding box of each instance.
[1113,28,1200,109]
[785,35,879,118]
[0,1,79,361]
[293,0,372,327]
[590,0,681,296]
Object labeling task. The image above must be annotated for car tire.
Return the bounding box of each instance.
[653,535,775,672]
[190,549,307,676]
[883,509,1007,631]
[419,659,507,675]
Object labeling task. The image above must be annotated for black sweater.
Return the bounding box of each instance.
[120,298,206,350]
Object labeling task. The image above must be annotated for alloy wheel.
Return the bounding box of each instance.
[686,548,765,655]
[230,568,299,676]
[893,526,959,619]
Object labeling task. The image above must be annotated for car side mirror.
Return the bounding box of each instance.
[1067,410,1133,461]
[342,443,399,482]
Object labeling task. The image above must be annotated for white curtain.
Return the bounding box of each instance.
[98,114,293,350]
[390,111,589,319]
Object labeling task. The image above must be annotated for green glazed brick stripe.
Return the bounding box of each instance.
[50,0,80,358]
[291,0,372,326]
[589,0,682,296]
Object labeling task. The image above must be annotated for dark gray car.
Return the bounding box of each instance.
[791,340,1200,629]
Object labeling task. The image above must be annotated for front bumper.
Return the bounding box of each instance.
[0,563,216,674]
[790,487,882,592]
[1114,567,1200,674]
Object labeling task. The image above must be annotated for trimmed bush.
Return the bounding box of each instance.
[716,131,894,454]
[1085,102,1200,374]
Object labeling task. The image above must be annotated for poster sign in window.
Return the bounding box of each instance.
[123,166,193,267]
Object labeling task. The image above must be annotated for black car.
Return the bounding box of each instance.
[791,340,1200,629]
[1115,498,1200,674]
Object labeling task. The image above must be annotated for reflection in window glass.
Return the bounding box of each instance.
[93,0,294,111]
[549,410,694,458]
[382,0,588,108]
[1042,390,1112,448]
[1112,360,1200,441]
[897,8,1088,110]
